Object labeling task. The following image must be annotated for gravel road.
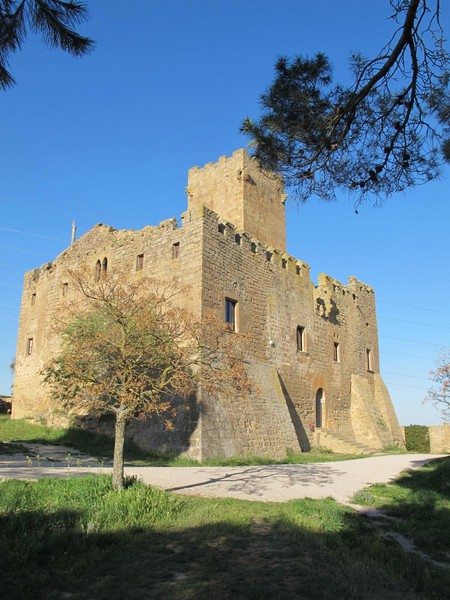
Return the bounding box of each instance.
[1,444,446,504]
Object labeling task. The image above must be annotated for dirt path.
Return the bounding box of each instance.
[0,444,446,504]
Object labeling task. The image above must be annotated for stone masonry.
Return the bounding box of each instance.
[12,149,404,459]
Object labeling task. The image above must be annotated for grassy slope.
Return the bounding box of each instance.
[1,471,449,600]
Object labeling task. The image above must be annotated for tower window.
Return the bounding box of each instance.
[62,283,68,296]
[333,342,340,362]
[27,338,33,355]
[235,233,241,245]
[282,258,287,269]
[31,293,36,306]
[296,326,306,351]
[172,242,180,259]
[225,298,237,332]
[250,242,257,254]
[95,259,101,282]
[366,348,373,372]
[136,254,144,271]
[102,257,108,274]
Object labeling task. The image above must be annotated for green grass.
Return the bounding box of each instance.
[352,457,450,563]
[0,416,367,465]
[0,473,449,599]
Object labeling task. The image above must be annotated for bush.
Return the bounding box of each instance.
[404,425,430,453]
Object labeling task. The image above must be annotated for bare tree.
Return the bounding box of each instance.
[43,269,252,490]
[241,0,450,207]
[0,0,94,90]
[424,349,450,421]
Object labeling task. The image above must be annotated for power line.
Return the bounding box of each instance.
[379,316,450,330]
[0,244,54,258]
[382,350,435,361]
[380,335,447,347]
[378,300,450,316]
[0,227,66,243]
[384,381,428,391]
[382,371,430,381]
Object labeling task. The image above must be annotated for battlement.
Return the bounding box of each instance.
[187,149,287,251]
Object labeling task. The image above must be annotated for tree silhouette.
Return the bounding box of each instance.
[0,0,94,90]
[241,0,450,207]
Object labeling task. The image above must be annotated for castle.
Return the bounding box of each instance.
[12,149,404,458]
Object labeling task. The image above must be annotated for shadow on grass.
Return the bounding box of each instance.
[354,457,450,563]
[1,478,450,600]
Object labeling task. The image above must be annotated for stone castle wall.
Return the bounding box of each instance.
[13,150,404,458]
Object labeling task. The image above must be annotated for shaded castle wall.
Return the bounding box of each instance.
[13,214,207,456]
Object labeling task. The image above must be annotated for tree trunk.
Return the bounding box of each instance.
[112,415,126,490]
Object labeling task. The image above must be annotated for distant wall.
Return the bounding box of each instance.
[429,424,450,453]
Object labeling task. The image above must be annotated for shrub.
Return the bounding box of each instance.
[404,425,430,453]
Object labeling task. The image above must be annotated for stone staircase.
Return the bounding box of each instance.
[313,428,376,455]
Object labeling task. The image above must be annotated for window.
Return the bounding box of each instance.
[95,259,101,282]
[27,338,33,355]
[333,342,340,362]
[282,258,287,269]
[296,265,301,275]
[235,233,241,245]
[366,348,373,372]
[172,242,180,259]
[31,293,36,306]
[102,257,108,274]
[62,283,68,296]
[266,251,272,262]
[136,253,144,271]
[225,298,237,331]
[218,223,225,234]
[296,326,306,351]
[250,242,257,254]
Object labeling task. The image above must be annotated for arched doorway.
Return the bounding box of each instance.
[315,388,324,428]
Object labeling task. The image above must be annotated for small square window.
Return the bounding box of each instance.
[27,338,33,355]
[333,342,340,362]
[296,326,306,351]
[225,298,237,331]
[136,253,144,271]
[172,242,180,259]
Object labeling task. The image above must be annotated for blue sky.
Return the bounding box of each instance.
[1,0,449,425]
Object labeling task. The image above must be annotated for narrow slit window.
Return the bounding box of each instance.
[250,242,257,254]
[296,326,306,351]
[218,223,225,234]
[27,338,33,355]
[31,293,36,306]
[136,253,144,271]
[102,257,108,274]
[225,298,237,331]
[282,258,287,269]
[62,283,68,296]
[95,259,101,282]
[266,251,272,262]
[172,242,180,259]
[235,233,241,245]
[333,342,340,362]
[296,265,301,275]
[366,348,373,372]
